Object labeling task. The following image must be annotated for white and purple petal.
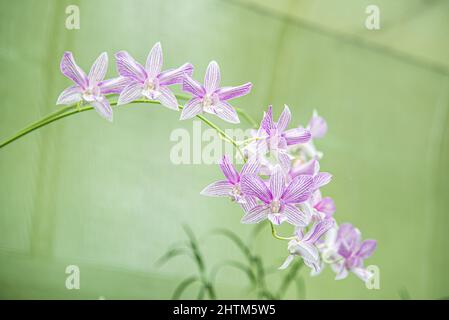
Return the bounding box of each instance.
[241,204,269,224]
[204,61,221,93]
[91,98,113,122]
[115,51,147,82]
[240,174,272,203]
[282,175,314,204]
[200,180,233,197]
[88,52,108,84]
[117,81,144,105]
[157,86,179,110]
[145,42,163,78]
[56,85,82,105]
[60,52,88,88]
[219,155,239,184]
[284,128,311,145]
[158,63,194,86]
[182,75,205,97]
[214,101,240,124]
[216,82,252,101]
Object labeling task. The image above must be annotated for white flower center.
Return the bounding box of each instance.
[270,200,281,213]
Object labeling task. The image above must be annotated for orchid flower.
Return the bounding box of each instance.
[57,52,127,122]
[115,42,193,110]
[279,218,334,273]
[248,105,311,172]
[330,223,377,282]
[200,155,259,203]
[180,61,252,124]
[240,165,313,226]
[310,191,336,220]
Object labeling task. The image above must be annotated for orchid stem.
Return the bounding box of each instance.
[270,222,295,241]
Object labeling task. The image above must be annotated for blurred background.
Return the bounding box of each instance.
[1,0,448,299]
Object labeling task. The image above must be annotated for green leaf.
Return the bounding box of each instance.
[212,228,253,264]
[155,246,191,267]
[172,276,200,300]
[277,259,303,298]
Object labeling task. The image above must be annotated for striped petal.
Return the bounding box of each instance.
[240,174,272,203]
[56,85,82,105]
[180,98,203,120]
[214,101,239,124]
[115,51,147,82]
[216,82,252,101]
[284,128,311,145]
[284,204,309,227]
[99,76,129,95]
[88,52,108,84]
[157,86,179,110]
[145,42,163,78]
[269,165,285,199]
[204,61,220,93]
[282,175,314,204]
[200,180,233,197]
[60,52,88,88]
[91,98,113,122]
[277,105,291,132]
[182,74,205,97]
[117,81,143,105]
[241,204,269,224]
[219,155,239,184]
[158,63,194,86]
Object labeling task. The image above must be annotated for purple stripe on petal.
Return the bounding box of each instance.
[204,61,221,93]
[282,175,314,204]
[180,98,203,120]
[292,242,319,262]
[88,52,108,84]
[268,213,287,225]
[313,172,332,190]
[277,105,291,133]
[182,75,205,97]
[216,82,252,101]
[91,98,113,122]
[284,204,308,227]
[303,219,334,244]
[145,42,163,78]
[56,85,82,105]
[219,155,239,184]
[60,52,88,88]
[214,101,240,124]
[200,180,233,197]
[269,165,285,200]
[261,105,273,134]
[240,196,258,213]
[356,240,377,259]
[284,128,311,145]
[240,174,272,203]
[158,63,194,86]
[99,76,129,95]
[241,156,260,175]
[278,150,291,172]
[117,81,143,105]
[115,51,147,82]
[157,86,179,110]
[241,204,269,224]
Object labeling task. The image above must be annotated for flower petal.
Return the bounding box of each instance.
[117,81,143,105]
[145,42,163,78]
[200,180,233,197]
[308,110,327,139]
[241,156,260,175]
[261,105,273,134]
[269,165,285,200]
[91,98,113,122]
[60,52,88,88]
[88,52,108,84]
[219,155,239,184]
[279,255,295,270]
[278,150,291,172]
[99,76,129,95]
[182,74,205,97]
[277,105,291,132]
[180,98,203,120]
[216,82,252,101]
[356,240,377,259]
[157,86,179,110]
[284,204,309,227]
[268,213,287,225]
[314,197,336,216]
[282,175,314,204]
[351,267,374,282]
[291,242,319,262]
[303,219,334,243]
[241,204,268,224]
[56,85,81,105]
[214,101,240,124]
[240,196,258,213]
[240,174,272,203]
[115,51,147,82]
[204,60,220,93]
[313,172,332,190]
[284,128,311,145]
[158,63,194,86]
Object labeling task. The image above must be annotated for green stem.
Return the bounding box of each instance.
[270,222,295,241]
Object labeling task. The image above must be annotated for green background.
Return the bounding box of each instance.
[1,0,448,299]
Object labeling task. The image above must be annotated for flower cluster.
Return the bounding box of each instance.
[202,107,377,282]
[57,42,251,123]
[57,41,376,283]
